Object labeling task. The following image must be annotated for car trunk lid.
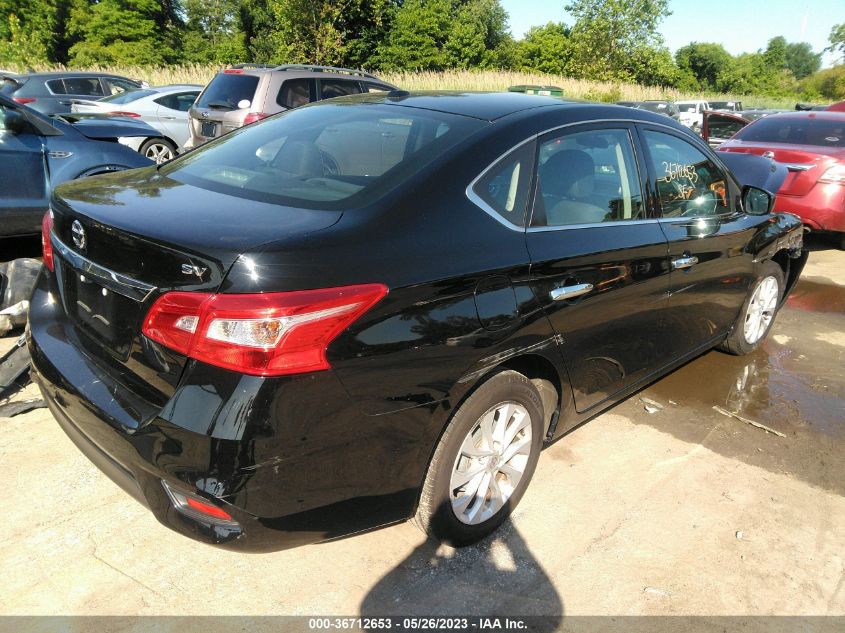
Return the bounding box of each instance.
[719,142,844,196]
[49,167,342,409]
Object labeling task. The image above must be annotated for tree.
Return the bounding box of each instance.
[784,42,821,80]
[0,14,49,66]
[674,42,731,90]
[764,35,787,70]
[0,0,74,65]
[67,0,179,66]
[444,0,512,69]
[564,0,672,82]
[827,23,845,62]
[239,0,276,62]
[514,22,571,75]
[182,0,245,63]
[375,0,452,70]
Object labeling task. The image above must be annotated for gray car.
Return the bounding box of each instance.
[71,85,202,162]
[186,64,398,148]
[0,72,144,116]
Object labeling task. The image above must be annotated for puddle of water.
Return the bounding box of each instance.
[786,280,845,314]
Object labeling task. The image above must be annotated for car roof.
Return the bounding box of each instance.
[755,111,845,121]
[15,71,134,80]
[353,91,581,121]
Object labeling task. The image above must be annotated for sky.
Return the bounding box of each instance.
[500,0,843,68]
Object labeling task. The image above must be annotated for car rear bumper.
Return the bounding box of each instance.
[28,269,422,551]
[774,187,845,233]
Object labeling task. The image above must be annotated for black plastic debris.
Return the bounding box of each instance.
[0,334,32,402]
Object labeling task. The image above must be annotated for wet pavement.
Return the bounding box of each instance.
[0,242,843,623]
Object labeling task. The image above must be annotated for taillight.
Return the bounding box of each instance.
[41,210,54,271]
[13,97,35,104]
[819,164,845,185]
[142,284,388,376]
[108,111,141,118]
[224,69,243,74]
[243,112,269,125]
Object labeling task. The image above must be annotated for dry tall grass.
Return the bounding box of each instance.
[6,63,799,109]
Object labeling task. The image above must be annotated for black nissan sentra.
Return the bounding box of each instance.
[29,92,806,551]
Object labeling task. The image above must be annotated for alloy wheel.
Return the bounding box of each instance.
[743,275,779,344]
[145,143,175,164]
[449,401,533,525]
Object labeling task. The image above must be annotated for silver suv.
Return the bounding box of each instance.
[186,64,398,148]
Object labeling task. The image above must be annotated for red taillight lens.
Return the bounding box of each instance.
[224,69,243,74]
[243,112,269,125]
[142,284,388,376]
[819,164,845,185]
[13,97,36,104]
[108,111,141,118]
[41,210,54,271]
[185,497,233,520]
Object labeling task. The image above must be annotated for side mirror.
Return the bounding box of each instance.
[742,185,774,215]
[3,109,28,135]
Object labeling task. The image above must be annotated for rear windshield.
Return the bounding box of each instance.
[736,117,845,148]
[195,73,259,110]
[161,102,486,209]
[100,88,156,104]
[639,102,668,113]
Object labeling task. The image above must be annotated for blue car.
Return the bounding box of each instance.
[0,93,154,238]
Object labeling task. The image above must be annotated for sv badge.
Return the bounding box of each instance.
[181,263,208,279]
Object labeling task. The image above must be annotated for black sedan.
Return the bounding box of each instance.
[0,93,153,237]
[29,92,806,551]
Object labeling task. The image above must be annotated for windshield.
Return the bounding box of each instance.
[160,101,487,209]
[195,74,259,110]
[99,88,156,104]
[735,117,845,148]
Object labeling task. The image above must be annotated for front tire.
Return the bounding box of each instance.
[719,261,785,355]
[414,370,544,547]
[140,138,177,164]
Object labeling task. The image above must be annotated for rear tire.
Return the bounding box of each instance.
[140,138,177,164]
[719,261,785,355]
[414,370,544,547]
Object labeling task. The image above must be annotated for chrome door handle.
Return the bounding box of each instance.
[672,255,699,270]
[550,283,593,301]
[162,116,176,120]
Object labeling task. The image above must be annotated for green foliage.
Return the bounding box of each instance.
[801,65,845,101]
[784,42,821,80]
[564,0,672,84]
[181,0,245,63]
[67,0,176,66]
[827,23,845,61]
[675,42,731,89]
[514,23,572,75]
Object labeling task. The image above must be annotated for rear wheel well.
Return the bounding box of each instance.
[499,354,562,439]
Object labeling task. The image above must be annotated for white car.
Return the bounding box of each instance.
[675,99,711,132]
[71,85,202,163]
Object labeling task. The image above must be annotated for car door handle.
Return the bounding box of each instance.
[672,255,699,270]
[550,283,593,301]
[161,116,176,120]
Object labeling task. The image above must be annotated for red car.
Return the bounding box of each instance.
[718,111,845,248]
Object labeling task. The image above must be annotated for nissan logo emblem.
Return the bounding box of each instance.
[71,219,86,251]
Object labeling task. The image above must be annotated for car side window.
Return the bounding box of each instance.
[471,142,534,227]
[277,78,314,109]
[104,78,138,95]
[155,92,199,112]
[534,128,644,227]
[642,129,731,218]
[363,82,392,93]
[63,77,105,97]
[320,79,362,100]
[46,80,67,95]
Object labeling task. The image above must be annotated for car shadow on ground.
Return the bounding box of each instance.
[359,518,562,629]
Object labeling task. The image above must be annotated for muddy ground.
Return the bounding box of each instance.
[0,237,843,629]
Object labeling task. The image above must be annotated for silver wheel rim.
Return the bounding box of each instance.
[450,401,532,525]
[145,143,174,164]
[743,275,779,344]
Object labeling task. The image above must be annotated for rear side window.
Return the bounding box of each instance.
[363,82,392,93]
[155,91,199,111]
[277,79,314,109]
[707,114,748,141]
[162,103,486,209]
[104,77,141,95]
[471,143,535,227]
[735,117,845,148]
[534,128,644,226]
[46,79,67,95]
[320,80,361,100]
[62,77,104,96]
[196,74,259,110]
[642,129,730,218]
